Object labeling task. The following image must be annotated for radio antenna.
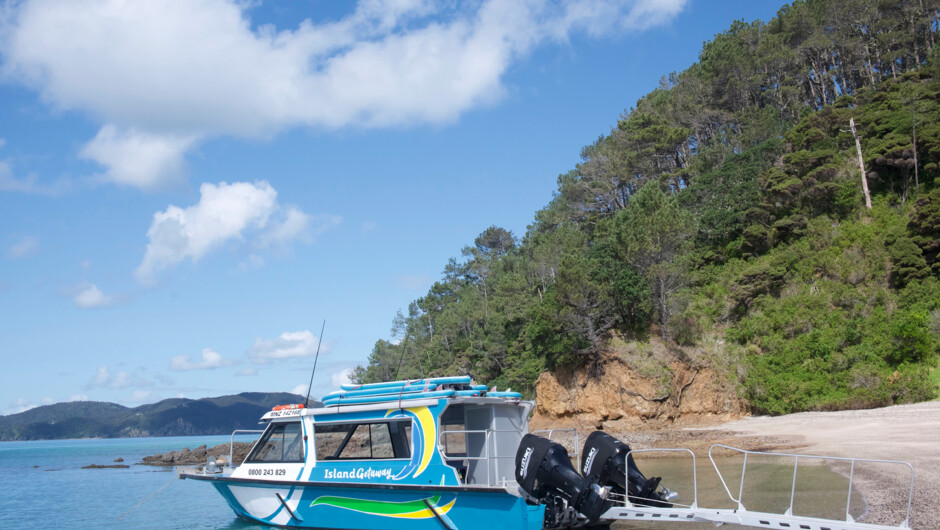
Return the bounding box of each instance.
[304,320,327,406]
[393,335,408,381]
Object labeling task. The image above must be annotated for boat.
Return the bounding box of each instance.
[178,376,915,530]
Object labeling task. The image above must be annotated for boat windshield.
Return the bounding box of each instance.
[246,421,305,463]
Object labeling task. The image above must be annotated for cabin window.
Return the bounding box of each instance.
[314,420,411,461]
[246,421,305,463]
[440,405,468,457]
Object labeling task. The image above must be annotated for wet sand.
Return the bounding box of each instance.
[693,401,940,529]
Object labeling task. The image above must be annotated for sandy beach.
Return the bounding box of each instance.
[620,401,940,529]
[708,401,940,529]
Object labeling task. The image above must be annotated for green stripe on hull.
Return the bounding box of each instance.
[310,494,443,516]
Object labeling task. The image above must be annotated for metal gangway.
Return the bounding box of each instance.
[603,444,915,530]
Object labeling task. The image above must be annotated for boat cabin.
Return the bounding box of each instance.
[231,378,531,490]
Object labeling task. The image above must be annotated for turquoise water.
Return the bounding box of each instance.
[1,436,872,529]
[0,435,267,529]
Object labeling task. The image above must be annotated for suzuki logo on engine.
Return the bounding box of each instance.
[520,447,534,479]
[582,447,597,475]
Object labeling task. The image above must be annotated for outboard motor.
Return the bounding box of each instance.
[580,431,675,508]
[515,434,610,527]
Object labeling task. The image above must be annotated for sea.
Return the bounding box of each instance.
[0,435,869,530]
[0,435,268,529]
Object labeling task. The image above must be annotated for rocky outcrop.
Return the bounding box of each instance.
[531,335,745,432]
[141,442,253,466]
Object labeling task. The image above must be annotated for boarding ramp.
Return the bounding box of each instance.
[602,444,915,530]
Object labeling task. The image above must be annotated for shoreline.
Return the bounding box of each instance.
[713,401,940,530]
[605,401,939,530]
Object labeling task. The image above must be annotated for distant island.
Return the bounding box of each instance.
[0,392,305,441]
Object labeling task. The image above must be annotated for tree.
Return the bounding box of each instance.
[612,183,695,340]
[462,226,516,322]
[850,117,874,209]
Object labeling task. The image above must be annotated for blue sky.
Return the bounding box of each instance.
[0,0,783,414]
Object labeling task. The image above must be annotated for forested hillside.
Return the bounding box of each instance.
[354,0,940,415]
[0,392,302,440]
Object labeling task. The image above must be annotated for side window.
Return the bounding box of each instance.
[314,420,411,461]
[246,422,305,463]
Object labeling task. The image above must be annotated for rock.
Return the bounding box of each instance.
[141,442,255,466]
[82,464,130,469]
[113,457,123,462]
[531,335,745,433]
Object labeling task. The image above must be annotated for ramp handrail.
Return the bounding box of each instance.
[708,444,915,528]
[623,448,699,509]
[601,444,915,530]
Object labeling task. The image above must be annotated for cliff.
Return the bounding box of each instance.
[531,334,745,432]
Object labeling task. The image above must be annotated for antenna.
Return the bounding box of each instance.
[393,335,408,381]
[304,320,326,406]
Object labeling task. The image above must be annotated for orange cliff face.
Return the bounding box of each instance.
[530,336,745,433]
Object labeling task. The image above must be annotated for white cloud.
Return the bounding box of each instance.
[87,365,151,389]
[361,221,377,232]
[71,282,113,308]
[4,397,36,415]
[0,158,73,195]
[290,384,308,397]
[135,181,330,284]
[331,368,355,389]
[255,209,341,252]
[130,389,153,403]
[79,125,196,190]
[0,0,687,190]
[0,138,5,148]
[6,235,39,259]
[248,330,321,363]
[170,348,236,371]
[69,393,89,402]
[235,366,258,377]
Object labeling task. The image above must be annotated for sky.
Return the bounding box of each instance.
[0,0,785,415]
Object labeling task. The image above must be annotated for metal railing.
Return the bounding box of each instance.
[531,428,580,465]
[435,427,582,488]
[229,429,265,467]
[437,428,533,487]
[619,448,698,510]
[708,444,915,528]
[438,428,493,485]
[604,444,915,530]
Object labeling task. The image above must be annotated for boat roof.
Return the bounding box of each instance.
[260,376,526,421]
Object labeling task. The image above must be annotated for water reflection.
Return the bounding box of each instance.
[612,454,867,529]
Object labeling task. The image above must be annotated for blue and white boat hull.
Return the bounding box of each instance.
[189,475,545,530]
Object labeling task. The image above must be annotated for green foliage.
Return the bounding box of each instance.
[727,218,940,414]
[930,366,940,399]
[885,227,928,286]
[681,138,781,246]
[354,1,940,414]
[909,181,940,274]
[611,183,696,339]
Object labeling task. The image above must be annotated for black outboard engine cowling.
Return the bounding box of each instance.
[580,431,673,508]
[515,434,609,525]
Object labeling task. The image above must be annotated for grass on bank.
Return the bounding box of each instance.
[931,367,940,400]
